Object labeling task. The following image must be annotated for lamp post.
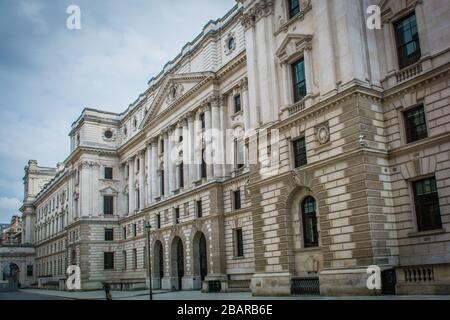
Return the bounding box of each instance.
[145,222,153,300]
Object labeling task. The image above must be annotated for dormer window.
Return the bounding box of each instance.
[288,0,300,19]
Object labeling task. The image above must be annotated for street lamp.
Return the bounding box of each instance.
[145,222,153,300]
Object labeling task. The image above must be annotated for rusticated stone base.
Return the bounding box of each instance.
[250,272,291,296]
[319,268,381,296]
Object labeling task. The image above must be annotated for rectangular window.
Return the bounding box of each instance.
[234,95,242,113]
[235,139,245,169]
[394,12,421,69]
[105,228,114,241]
[233,190,242,210]
[200,113,205,130]
[175,208,180,224]
[179,163,184,189]
[291,58,307,102]
[160,171,165,196]
[133,223,137,237]
[104,252,114,270]
[123,250,127,270]
[133,248,137,269]
[104,167,113,180]
[293,137,307,168]
[160,139,164,153]
[103,196,114,215]
[156,214,161,229]
[413,177,442,231]
[27,265,33,277]
[123,227,127,240]
[196,200,203,218]
[404,105,428,143]
[234,229,244,258]
[288,0,300,19]
[201,149,207,178]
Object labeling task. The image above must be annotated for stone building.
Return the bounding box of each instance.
[16,0,450,295]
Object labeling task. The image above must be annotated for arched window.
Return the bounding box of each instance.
[301,196,318,248]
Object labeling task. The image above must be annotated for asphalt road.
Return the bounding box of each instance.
[0,290,69,300]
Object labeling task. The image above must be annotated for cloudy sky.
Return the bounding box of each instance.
[0,0,233,223]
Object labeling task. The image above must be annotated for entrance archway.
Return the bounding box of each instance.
[171,236,184,290]
[193,232,208,284]
[153,240,164,288]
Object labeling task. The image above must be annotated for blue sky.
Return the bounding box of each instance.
[0,0,233,223]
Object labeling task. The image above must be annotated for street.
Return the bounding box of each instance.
[0,291,69,300]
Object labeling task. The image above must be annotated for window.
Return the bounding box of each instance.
[404,105,428,143]
[159,170,165,196]
[413,177,442,231]
[104,130,113,139]
[123,250,127,270]
[293,137,307,168]
[201,149,207,178]
[104,167,113,180]
[103,196,114,215]
[228,37,236,51]
[234,95,241,113]
[160,139,164,153]
[394,12,421,69]
[235,139,245,169]
[133,248,138,269]
[200,113,205,130]
[105,228,114,241]
[288,0,300,19]
[136,157,140,172]
[196,200,203,218]
[234,229,244,257]
[123,227,127,240]
[27,265,33,277]
[104,252,114,270]
[302,197,318,248]
[175,208,180,224]
[291,58,307,102]
[133,223,137,237]
[233,190,242,210]
[179,162,184,189]
[156,214,161,229]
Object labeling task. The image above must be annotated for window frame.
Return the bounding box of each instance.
[288,0,301,19]
[233,228,244,258]
[196,200,203,218]
[292,136,307,168]
[233,189,242,211]
[104,167,113,180]
[104,228,114,241]
[291,58,307,103]
[233,94,242,114]
[412,176,442,232]
[103,252,114,270]
[393,11,421,70]
[103,195,114,215]
[403,104,428,144]
[301,196,319,248]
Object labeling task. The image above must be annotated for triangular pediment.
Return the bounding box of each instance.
[276,33,313,62]
[100,186,118,195]
[140,71,214,129]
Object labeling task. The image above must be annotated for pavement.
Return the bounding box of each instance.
[0,289,449,300]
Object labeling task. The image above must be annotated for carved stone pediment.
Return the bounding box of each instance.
[100,186,118,196]
[276,33,313,64]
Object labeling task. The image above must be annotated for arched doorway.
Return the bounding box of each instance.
[153,240,164,289]
[192,232,208,287]
[2,263,20,291]
[171,236,184,291]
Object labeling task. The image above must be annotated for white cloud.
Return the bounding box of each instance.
[0,197,22,223]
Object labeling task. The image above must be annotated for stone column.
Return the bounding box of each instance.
[211,96,222,180]
[241,77,250,130]
[92,162,100,216]
[163,132,169,197]
[138,151,145,210]
[182,118,190,189]
[194,108,204,182]
[168,126,177,193]
[187,112,196,187]
[80,162,90,217]
[204,103,213,180]
[150,139,159,200]
[128,157,135,213]
[147,144,152,204]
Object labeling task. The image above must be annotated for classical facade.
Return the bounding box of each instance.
[12,0,450,295]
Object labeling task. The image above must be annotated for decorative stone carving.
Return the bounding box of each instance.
[166,83,184,105]
[224,32,237,56]
[315,122,330,145]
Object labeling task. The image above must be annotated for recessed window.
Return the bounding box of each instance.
[302,196,318,248]
[160,139,164,153]
[291,58,307,102]
[105,228,114,241]
[413,177,442,231]
[175,208,180,224]
[104,252,114,270]
[133,223,137,237]
[404,105,428,143]
[235,139,245,169]
[156,213,161,229]
[27,265,33,277]
[104,130,113,139]
[200,113,205,130]
[123,227,127,240]
[160,170,165,196]
[288,0,300,19]
[228,37,236,51]
[103,196,114,215]
[133,118,137,129]
[394,12,421,69]
[233,229,244,258]
[123,250,127,270]
[104,167,113,180]
[293,137,307,168]
[201,149,207,178]
[196,200,203,218]
[179,162,184,189]
[234,95,241,113]
[133,248,138,269]
[233,190,242,210]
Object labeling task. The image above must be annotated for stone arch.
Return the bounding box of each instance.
[192,231,208,286]
[170,236,185,291]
